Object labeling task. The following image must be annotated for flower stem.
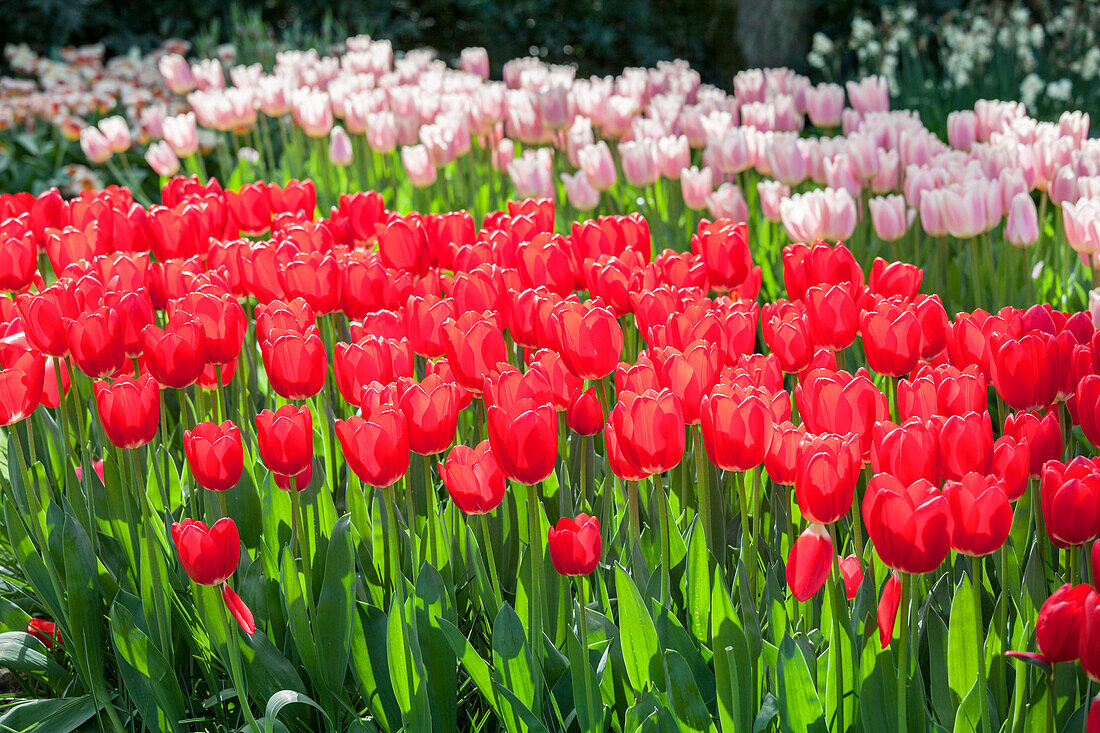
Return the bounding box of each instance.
[972,556,991,733]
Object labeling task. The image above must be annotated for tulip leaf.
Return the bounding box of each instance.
[925,608,954,726]
[493,603,538,723]
[947,574,978,710]
[663,649,715,732]
[437,616,501,714]
[0,631,70,688]
[386,593,432,731]
[712,566,752,733]
[350,602,400,730]
[492,681,552,733]
[413,564,458,732]
[262,690,332,733]
[316,514,355,694]
[623,689,679,733]
[776,635,826,733]
[614,564,661,694]
[62,513,112,708]
[567,625,605,733]
[109,596,186,733]
[279,547,322,689]
[686,521,712,646]
[0,695,103,732]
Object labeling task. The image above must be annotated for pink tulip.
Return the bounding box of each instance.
[401,144,438,188]
[578,141,617,191]
[329,125,353,167]
[79,127,112,164]
[620,140,659,187]
[1064,198,1100,255]
[758,180,790,223]
[845,76,889,114]
[806,83,845,128]
[766,134,808,186]
[144,141,180,177]
[561,171,600,211]
[655,135,690,179]
[293,90,334,138]
[870,149,900,193]
[943,183,987,238]
[869,195,915,242]
[158,53,194,94]
[163,113,199,158]
[711,128,751,174]
[366,112,398,154]
[97,116,131,154]
[461,47,490,79]
[706,182,749,222]
[947,111,978,151]
[566,118,595,167]
[191,59,225,91]
[1005,192,1039,248]
[680,166,713,211]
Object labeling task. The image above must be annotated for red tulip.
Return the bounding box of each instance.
[255,405,313,477]
[398,374,461,455]
[198,359,237,391]
[878,573,901,648]
[184,421,244,492]
[280,251,342,314]
[762,301,813,373]
[838,555,863,600]
[0,350,45,425]
[606,389,686,477]
[336,407,409,487]
[0,230,37,293]
[487,397,559,485]
[170,292,246,364]
[898,364,987,421]
[989,332,1057,410]
[700,385,774,471]
[17,286,77,357]
[517,232,577,296]
[484,364,553,413]
[222,584,256,636]
[1032,583,1092,663]
[1040,457,1100,548]
[868,257,921,301]
[547,514,601,576]
[765,421,804,486]
[443,313,508,395]
[261,327,327,400]
[141,314,206,389]
[870,418,939,486]
[1082,590,1100,681]
[691,220,752,293]
[860,299,922,377]
[406,294,454,358]
[275,464,312,492]
[786,524,834,601]
[439,440,506,515]
[105,289,155,359]
[551,299,623,380]
[795,368,888,458]
[991,436,1029,502]
[863,475,952,574]
[943,473,1012,556]
[583,253,640,316]
[937,411,994,482]
[93,375,159,449]
[1003,409,1062,478]
[566,387,604,436]
[68,306,125,378]
[170,518,240,586]
[527,348,583,410]
[255,298,315,343]
[1076,375,1100,450]
[804,283,859,351]
[782,240,864,303]
[795,432,861,525]
[26,618,62,649]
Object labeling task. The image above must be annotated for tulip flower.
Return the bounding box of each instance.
[860,300,922,377]
[1082,590,1100,681]
[336,407,409,488]
[566,387,604,436]
[170,292,246,365]
[142,315,206,389]
[786,524,834,601]
[184,421,244,492]
[795,433,861,525]
[260,327,327,400]
[1026,583,1093,663]
[606,389,685,477]
[17,288,75,357]
[1076,375,1100,449]
[93,375,159,449]
[439,440,506,515]
[943,473,1012,556]
[26,618,62,649]
[871,419,939,487]
[863,475,952,574]
[398,375,461,455]
[838,555,863,600]
[878,573,901,648]
[255,405,313,477]
[487,396,559,485]
[442,313,508,396]
[700,385,774,471]
[804,283,859,351]
[551,300,623,380]
[937,411,994,482]
[547,514,601,576]
[989,332,1057,411]
[1003,409,1062,478]
[1040,458,1100,548]
[0,350,45,426]
[170,518,240,586]
[0,231,37,293]
[68,307,125,379]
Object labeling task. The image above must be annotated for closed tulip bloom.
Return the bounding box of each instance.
[255,404,313,477]
[329,125,353,167]
[681,167,714,210]
[878,573,902,648]
[551,300,623,380]
[868,258,922,301]
[487,396,558,485]
[142,316,206,389]
[442,313,508,395]
[255,298,315,343]
[762,303,813,373]
[26,618,62,649]
[566,386,604,436]
[700,385,774,471]
[989,331,1057,411]
[398,374,461,455]
[68,306,125,379]
[1005,192,1039,248]
[561,171,600,211]
[937,411,994,482]
[0,350,45,425]
[795,368,889,458]
[17,288,76,357]
[439,440,506,515]
[274,465,312,492]
[527,348,583,410]
[863,475,952,574]
[0,231,36,293]
[80,127,112,164]
[838,555,863,600]
[184,421,244,492]
[1003,409,1061,478]
[765,421,803,485]
[807,83,844,128]
[871,419,939,486]
[336,407,409,487]
[860,300,922,377]
[868,195,915,242]
[406,295,454,358]
[577,141,617,191]
[606,389,686,477]
[261,327,327,400]
[786,523,834,601]
[1079,375,1100,449]
[1031,583,1093,663]
[171,518,239,586]
[93,375,159,449]
[691,220,752,294]
[943,472,1012,556]
[657,341,722,425]
[804,284,859,351]
[795,432,861,525]
[1082,591,1100,682]
[1041,457,1100,548]
[170,292,246,365]
[518,233,577,297]
[992,435,1030,501]
[548,514,601,576]
[280,252,342,315]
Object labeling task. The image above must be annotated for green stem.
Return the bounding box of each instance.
[478,512,503,610]
[217,584,261,731]
[972,556,990,733]
[897,572,910,733]
[694,426,712,561]
[828,525,845,733]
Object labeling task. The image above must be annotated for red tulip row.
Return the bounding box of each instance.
[2,174,1099,730]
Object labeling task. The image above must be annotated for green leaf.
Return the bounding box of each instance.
[686,522,712,646]
[109,596,186,733]
[316,515,355,694]
[262,690,332,733]
[413,564,458,732]
[663,649,715,732]
[61,513,110,704]
[350,603,400,730]
[776,635,825,733]
[951,681,981,733]
[947,574,978,710]
[711,567,752,733]
[567,626,605,733]
[0,632,70,688]
[0,695,103,731]
[386,593,432,731]
[613,564,661,693]
[492,604,538,723]
[279,546,321,688]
